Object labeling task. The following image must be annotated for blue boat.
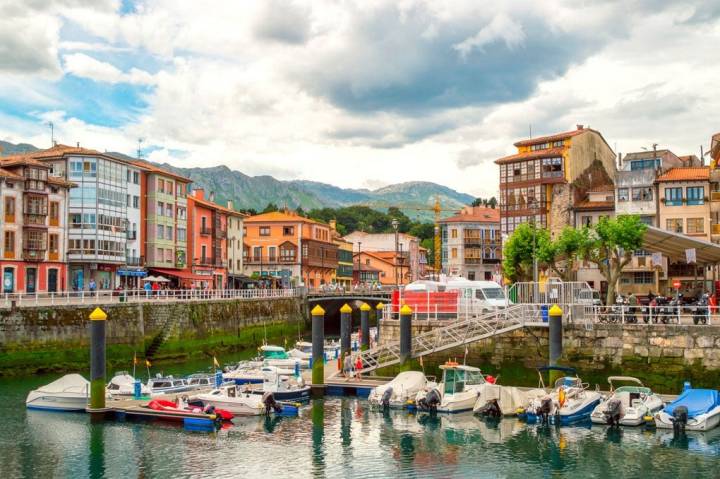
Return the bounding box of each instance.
[523,366,602,426]
[654,389,720,431]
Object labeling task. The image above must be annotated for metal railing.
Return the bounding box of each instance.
[508,281,594,306]
[0,288,301,308]
[585,305,713,326]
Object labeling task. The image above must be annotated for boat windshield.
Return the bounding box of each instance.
[301,345,312,353]
[481,288,505,300]
[443,369,465,395]
[263,350,288,359]
[465,370,485,385]
[554,377,581,389]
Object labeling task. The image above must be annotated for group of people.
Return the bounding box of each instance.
[341,352,364,382]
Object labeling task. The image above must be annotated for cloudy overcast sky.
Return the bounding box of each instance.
[1,0,719,197]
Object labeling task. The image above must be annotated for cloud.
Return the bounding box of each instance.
[63,53,156,85]
[253,0,311,44]
[453,13,526,60]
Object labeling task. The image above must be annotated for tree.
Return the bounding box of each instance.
[471,197,498,208]
[537,226,589,282]
[487,197,498,209]
[262,202,279,213]
[295,206,307,217]
[502,223,549,282]
[582,215,647,304]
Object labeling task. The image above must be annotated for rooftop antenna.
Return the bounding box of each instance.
[47,121,54,147]
[529,124,532,138]
[137,138,144,159]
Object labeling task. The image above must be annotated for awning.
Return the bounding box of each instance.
[150,268,209,281]
[643,226,720,264]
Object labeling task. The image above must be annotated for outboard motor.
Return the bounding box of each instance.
[418,388,441,413]
[203,404,216,415]
[381,387,393,410]
[476,399,502,419]
[262,392,282,415]
[537,397,553,425]
[671,405,688,434]
[604,399,623,427]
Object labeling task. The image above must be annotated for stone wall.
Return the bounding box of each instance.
[379,321,720,392]
[0,298,306,374]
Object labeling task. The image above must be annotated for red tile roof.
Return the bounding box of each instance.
[0,167,22,180]
[440,207,500,223]
[494,147,565,165]
[131,160,191,182]
[656,167,710,182]
[574,200,615,211]
[0,155,48,167]
[29,144,102,158]
[513,128,586,147]
[244,210,326,225]
[190,194,247,216]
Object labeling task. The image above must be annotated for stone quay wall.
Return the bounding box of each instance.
[379,321,720,392]
[0,297,306,374]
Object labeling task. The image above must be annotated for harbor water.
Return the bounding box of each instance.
[2,365,719,478]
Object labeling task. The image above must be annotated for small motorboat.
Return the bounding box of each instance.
[26,374,90,411]
[107,372,151,396]
[185,373,234,390]
[414,362,486,413]
[257,345,308,369]
[472,382,539,417]
[654,389,720,431]
[368,371,436,409]
[193,385,298,416]
[288,341,341,361]
[248,366,310,402]
[523,366,602,426]
[147,398,234,421]
[591,376,664,426]
[147,375,193,395]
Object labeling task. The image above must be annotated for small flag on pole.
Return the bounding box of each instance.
[145,359,152,367]
[419,355,424,367]
[133,352,138,365]
[213,356,220,368]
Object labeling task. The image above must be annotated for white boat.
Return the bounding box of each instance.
[415,363,486,413]
[368,371,436,409]
[185,373,234,390]
[523,366,602,426]
[249,366,311,402]
[591,376,664,426]
[472,383,541,416]
[147,375,194,395]
[106,372,151,396]
[26,374,90,411]
[288,340,341,361]
[193,385,268,416]
[654,389,720,431]
[257,345,308,369]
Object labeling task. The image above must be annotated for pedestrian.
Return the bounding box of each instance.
[152,281,160,296]
[354,355,363,382]
[88,278,96,293]
[628,292,638,322]
[343,352,353,382]
[143,280,152,297]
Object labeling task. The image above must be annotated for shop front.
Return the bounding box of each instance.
[117,267,148,289]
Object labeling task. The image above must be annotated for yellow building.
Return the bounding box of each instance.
[330,220,353,286]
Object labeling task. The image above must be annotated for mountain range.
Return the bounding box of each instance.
[0,141,475,221]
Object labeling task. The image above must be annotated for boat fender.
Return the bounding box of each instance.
[558,388,566,408]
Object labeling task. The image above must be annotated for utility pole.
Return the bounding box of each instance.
[137,138,144,159]
[392,219,399,288]
[48,122,54,147]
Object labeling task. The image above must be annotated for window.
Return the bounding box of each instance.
[166,226,173,240]
[541,157,562,177]
[132,171,140,184]
[630,159,660,171]
[126,170,131,182]
[49,202,59,221]
[451,229,458,239]
[176,183,185,197]
[253,246,262,261]
[640,216,654,226]
[166,181,173,193]
[268,246,276,261]
[581,216,592,227]
[24,230,46,250]
[530,142,550,151]
[4,196,15,221]
[177,228,187,242]
[260,226,270,236]
[686,187,704,205]
[165,204,173,217]
[4,231,15,256]
[664,187,682,206]
[283,226,294,236]
[201,245,208,261]
[237,259,241,269]
[666,218,683,233]
[126,194,131,207]
[687,218,705,234]
[451,248,457,259]
[157,225,164,240]
[552,140,564,147]
[632,187,653,201]
[157,247,164,260]
[177,207,186,220]
[49,234,59,253]
[158,179,165,193]
[157,201,164,216]
[634,272,654,284]
[617,188,629,202]
[133,196,139,208]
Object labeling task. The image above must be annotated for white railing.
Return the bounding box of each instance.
[508,280,595,306]
[0,288,301,308]
[585,305,713,326]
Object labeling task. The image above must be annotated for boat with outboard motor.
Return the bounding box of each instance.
[147,375,195,395]
[414,362,486,413]
[106,372,151,397]
[473,382,545,417]
[368,371,436,409]
[26,374,90,411]
[147,398,234,421]
[192,384,299,416]
[255,345,308,369]
[522,366,602,426]
[590,376,664,426]
[288,340,341,361]
[654,388,720,431]
[248,366,311,402]
[185,373,234,390]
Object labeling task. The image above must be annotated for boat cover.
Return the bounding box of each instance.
[663,389,720,417]
[475,384,529,415]
[38,374,89,394]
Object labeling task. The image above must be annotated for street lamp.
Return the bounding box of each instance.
[392,219,399,287]
[357,241,362,285]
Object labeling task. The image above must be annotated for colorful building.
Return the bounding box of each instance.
[352,252,390,285]
[342,231,426,283]
[226,200,246,289]
[0,155,73,293]
[330,220,353,287]
[242,211,338,288]
[496,125,616,237]
[439,206,501,281]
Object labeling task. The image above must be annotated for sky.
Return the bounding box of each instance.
[0,0,719,198]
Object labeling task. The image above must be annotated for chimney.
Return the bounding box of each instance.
[576,124,584,131]
[209,191,215,202]
[227,200,233,210]
[618,152,623,168]
[194,187,205,200]
[53,140,58,147]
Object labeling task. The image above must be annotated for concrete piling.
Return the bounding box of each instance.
[376,302,384,344]
[399,304,413,367]
[340,303,352,359]
[311,304,325,387]
[89,307,108,410]
[548,304,563,366]
[360,303,371,351]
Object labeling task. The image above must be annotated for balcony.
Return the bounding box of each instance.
[712,223,720,237]
[49,217,59,227]
[4,213,14,223]
[48,251,59,261]
[126,231,137,240]
[24,214,47,227]
[194,256,225,267]
[126,256,144,266]
[712,191,720,201]
[244,255,298,265]
[214,229,227,239]
[23,249,46,262]
[200,227,211,236]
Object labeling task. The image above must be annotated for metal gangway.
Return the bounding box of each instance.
[355,303,537,374]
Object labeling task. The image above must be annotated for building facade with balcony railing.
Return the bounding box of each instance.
[439,206,501,282]
[0,153,73,293]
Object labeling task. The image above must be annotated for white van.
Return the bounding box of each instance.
[444,279,510,312]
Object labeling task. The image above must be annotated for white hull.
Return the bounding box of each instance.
[199,397,265,416]
[368,371,433,409]
[437,390,481,413]
[655,406,720,431]
[591,395,664,426]
[26,392,88,411]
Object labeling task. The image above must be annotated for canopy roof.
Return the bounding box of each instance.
[642,226,720,264]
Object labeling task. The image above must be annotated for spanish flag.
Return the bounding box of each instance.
[145,359,152,368]
[213,356,220,368]
[133,352,138,366]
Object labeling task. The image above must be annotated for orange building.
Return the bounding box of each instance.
[243,211,338,288]
[352,251,401,286]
